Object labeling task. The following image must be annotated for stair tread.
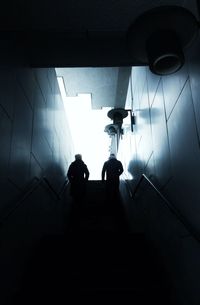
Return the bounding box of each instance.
[12,181,171,305]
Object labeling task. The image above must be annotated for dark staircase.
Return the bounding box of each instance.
[12,181,171,304]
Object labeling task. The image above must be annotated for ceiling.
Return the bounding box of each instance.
[0,0,199,109]
[0,0,197,67]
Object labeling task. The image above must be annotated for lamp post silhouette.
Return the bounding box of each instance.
[104,108,136,154]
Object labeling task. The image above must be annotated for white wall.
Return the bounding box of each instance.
[120,33,200,305]
[0,67,74,215]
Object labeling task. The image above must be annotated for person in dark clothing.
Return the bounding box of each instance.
[102,153,123,200]
[67,154,89,200]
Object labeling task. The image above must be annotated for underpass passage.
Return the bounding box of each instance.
[12,181,171,305]
[66,180,130,233]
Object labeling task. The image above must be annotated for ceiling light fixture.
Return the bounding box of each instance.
[127,6,199,75]
[104,108,135,136]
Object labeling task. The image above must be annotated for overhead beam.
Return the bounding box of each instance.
[0,30,145,67]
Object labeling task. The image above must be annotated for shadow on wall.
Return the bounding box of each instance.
[0,160,68,218]
[128,159,144,182]
[136,108,162,123]
[44,162,68,193]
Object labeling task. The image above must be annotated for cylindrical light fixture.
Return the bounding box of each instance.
[146,30,184,75]
[127,6,198,75]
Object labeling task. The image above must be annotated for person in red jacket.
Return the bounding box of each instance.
[67,154,89,200]
[102,153,123,200]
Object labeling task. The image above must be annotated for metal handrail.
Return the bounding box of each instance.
[0,177,42,224]
[43,177,61,200]
[43,176,69,200]
[58,178,69,197]
[0,176,69,226]
[124,174,200,243]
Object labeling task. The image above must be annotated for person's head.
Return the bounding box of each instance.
[109,153,116,160]
[75,154,82,160]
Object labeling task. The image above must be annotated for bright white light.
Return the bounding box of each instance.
[57,77,111,180]
[57,76,68,100]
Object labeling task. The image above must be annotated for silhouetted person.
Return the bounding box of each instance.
[67,154,89,201]
[102,153,123,201]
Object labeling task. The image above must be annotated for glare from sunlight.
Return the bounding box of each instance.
[57,77,112,180]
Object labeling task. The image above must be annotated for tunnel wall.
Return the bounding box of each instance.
[0,67,74,215]
[121,32,200,232]
[119,33,200,305]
